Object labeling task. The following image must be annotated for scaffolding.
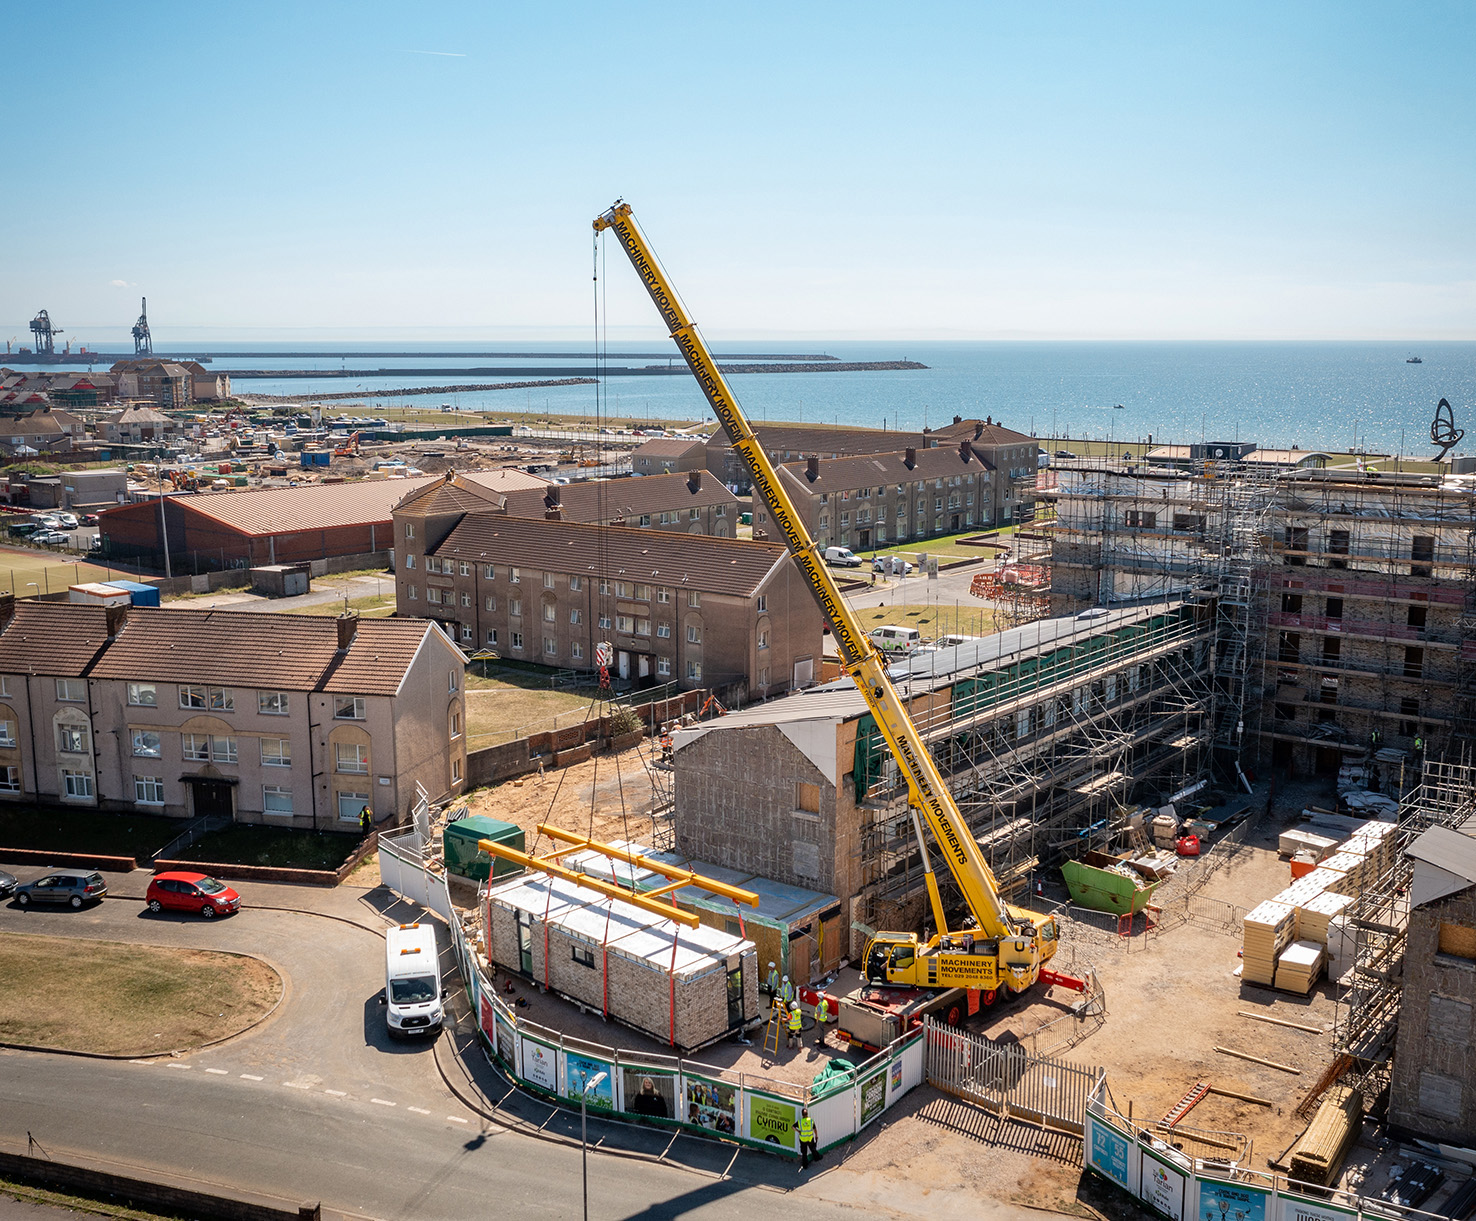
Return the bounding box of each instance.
[851,603,1215,935]
[1333,758,1476,1064]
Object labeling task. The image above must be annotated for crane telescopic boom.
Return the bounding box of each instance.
[592,202,1049,990]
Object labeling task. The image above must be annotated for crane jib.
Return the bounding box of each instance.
[608,215,683,334]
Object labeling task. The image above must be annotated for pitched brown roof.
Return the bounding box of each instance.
[80,607,455,695]
[169,477,442,535]
[929,418,1036,447]
[0,604,112,677]
[631,437,706,460]
[394,474,504,517]
[497,471,736,524]
[712,423,930,460]
[777,445,993,495]
[432,516,789,597]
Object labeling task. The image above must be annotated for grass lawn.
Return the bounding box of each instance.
[0,547,138,598]
[0,934,281,1056]
[0,807,182,858]
[851,527,1021,565]
[0,1176,187,1221]
[290,592,397,618]
[465,671,605,745]
[177,825,362,869]
[857,601,1000,639]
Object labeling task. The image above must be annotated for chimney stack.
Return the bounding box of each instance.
[337,611,359,651]
[687,469,703,493]
[974,423,984,441]
[953,414,963,425]
[545,484,561,510]
[105,602,129,638]
[959,440,973,463]
[904,448,916,470]
[0,592,15,632]
[545,506,563,521]
[806,456,820,481]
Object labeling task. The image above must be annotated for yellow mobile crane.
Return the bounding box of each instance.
[594,201,1079,1002]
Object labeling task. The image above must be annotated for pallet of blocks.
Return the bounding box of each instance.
[1274,939,1325,995]
[1243,900,1296,986]
[1321,849,1372,895]
[1288,1085,1363,1187]
[1296,890,1355,946]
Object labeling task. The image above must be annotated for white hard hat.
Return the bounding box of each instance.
[782,974,789,982]
[768,961,776,967]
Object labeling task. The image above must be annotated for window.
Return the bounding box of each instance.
[509,598,522,617]
[544,603,557,622]
[572,945,596,969]
[461,624,472,641]
[482,564,496,579]
[756,595,767,612]
[55,679,84,702]
[686,660,702,680]
[1281,592,1303,614]
[211,736,238,764]
[261,738,291,767]
[182,733,210,761]
[510,632,524,651]
[571,642,583,660]
[1409,605,1428,630]
[715,504,726,517]
[657,658,670,676]
[425,556,443,575]
[638,514,652,527]
[598,614,611,630]
[335,742,369,774]
[634,584,652,600]
[258,691,289,716]
[544,572,555,588]
[0,766,18,792]
[0,719,13,747]
[450,711,461,738]
[63,770,93,798]
[687,623,702,643]
[404,522,415,541]
[0,678,9,697]
[486,629,499,645]
[460,561,472,577]
[656,623,671,639]
[1325,597,1344,620]
[617,615,635,633]
[404,554,415,570]
[264,786,294,816]
[127,683,157,707]
[569,576,582,592]
[509,567,521,583]
[1125,510,1156,529]
[134,776,165,804]
[336,792,369,822]
[451,757,462,783]
[407,585,418,600]
[461,591,472,607]
[757,628,769,650]
[449,669,459,693]
[544,636,558,656]
[1401,696,1421,737]
[485,594,498,611]
[180,685,232,712]
[656,587,670,603]
[599,579,610,596]
[334,696,366,720]
[636,618,651,636]
[1405,646,1425,679]
[569,608,582,625]
[615,581,631,598]
[689,508,700,521]
[58,723,89,754]
[687,590,701,608]
[131,730,161,758]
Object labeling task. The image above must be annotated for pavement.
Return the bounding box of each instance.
[0,864,1056,1220]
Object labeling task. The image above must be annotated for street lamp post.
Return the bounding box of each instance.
[579,1069,608,1221]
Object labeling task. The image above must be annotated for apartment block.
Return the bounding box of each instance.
[394,473,823,697]
[496,469,738,537]
[0,598,467,827]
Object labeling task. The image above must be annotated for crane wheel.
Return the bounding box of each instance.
[981,989,997,1006]
[946,1004,962,1026]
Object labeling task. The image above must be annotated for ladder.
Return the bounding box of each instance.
[1161,1080,1211,1127]
[762,1004,784,1058]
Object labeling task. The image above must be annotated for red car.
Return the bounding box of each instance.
[146,871,241,918]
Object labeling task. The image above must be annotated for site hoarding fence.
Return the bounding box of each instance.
[1083,1076,1449,1221]
[381,850,926,1160]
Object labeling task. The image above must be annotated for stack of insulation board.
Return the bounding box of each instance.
[1346,821,1396,869]
[1321,848,1374,895]
[1274,939,1325,995]
[1297,890,1356,945]
[1288,1085,1363,1187]
[1278,828,1340,860]
[1275,872,1339,910]
[1243,900,1296,986]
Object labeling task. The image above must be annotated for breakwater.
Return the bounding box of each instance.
[224,360,928,379]
[241,377,597,403]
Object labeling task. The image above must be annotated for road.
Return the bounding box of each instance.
[0,869,1043,1221]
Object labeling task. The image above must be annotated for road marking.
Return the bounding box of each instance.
[408,1106,431,1115]
[130,1060,153,1065]
[370,1098,395,1107]
[324,1089,347,1097]
[166,1063,192,1070]
[240,1074,264,1081]
[283,1082,311,1090]
[205,1068,229,1075]
[447,1116,468,1124]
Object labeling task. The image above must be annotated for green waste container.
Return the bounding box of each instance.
[443,815,524,882]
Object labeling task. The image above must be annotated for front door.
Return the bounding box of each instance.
[517,910,533,976]
[189,779,234,819]
[726,962,744,1028]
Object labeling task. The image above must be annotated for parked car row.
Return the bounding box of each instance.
[3,867,241,917]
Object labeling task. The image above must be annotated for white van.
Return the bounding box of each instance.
[869,625,921,655]
[823,546,863,567]
[382,922,445,1039]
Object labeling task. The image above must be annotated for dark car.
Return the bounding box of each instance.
[146,871,241,918]
[16,869,107,908]
[0,868,16,899]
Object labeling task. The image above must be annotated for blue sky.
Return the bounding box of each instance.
[2,1,1473,342]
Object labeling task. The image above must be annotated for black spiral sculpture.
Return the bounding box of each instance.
[1432,397,1464,462]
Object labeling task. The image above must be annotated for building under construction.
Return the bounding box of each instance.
[670,598,1214,957]
[1042,456,1476,778]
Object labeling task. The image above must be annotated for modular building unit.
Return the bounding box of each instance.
[484,872,759,1053]
[68,583,132,608]
[104,579,161,607]
[564,843,843,985]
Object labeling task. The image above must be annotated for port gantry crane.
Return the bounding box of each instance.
[594,201,1076,1000]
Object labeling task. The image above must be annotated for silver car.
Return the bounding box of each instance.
[15,869,108,909]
